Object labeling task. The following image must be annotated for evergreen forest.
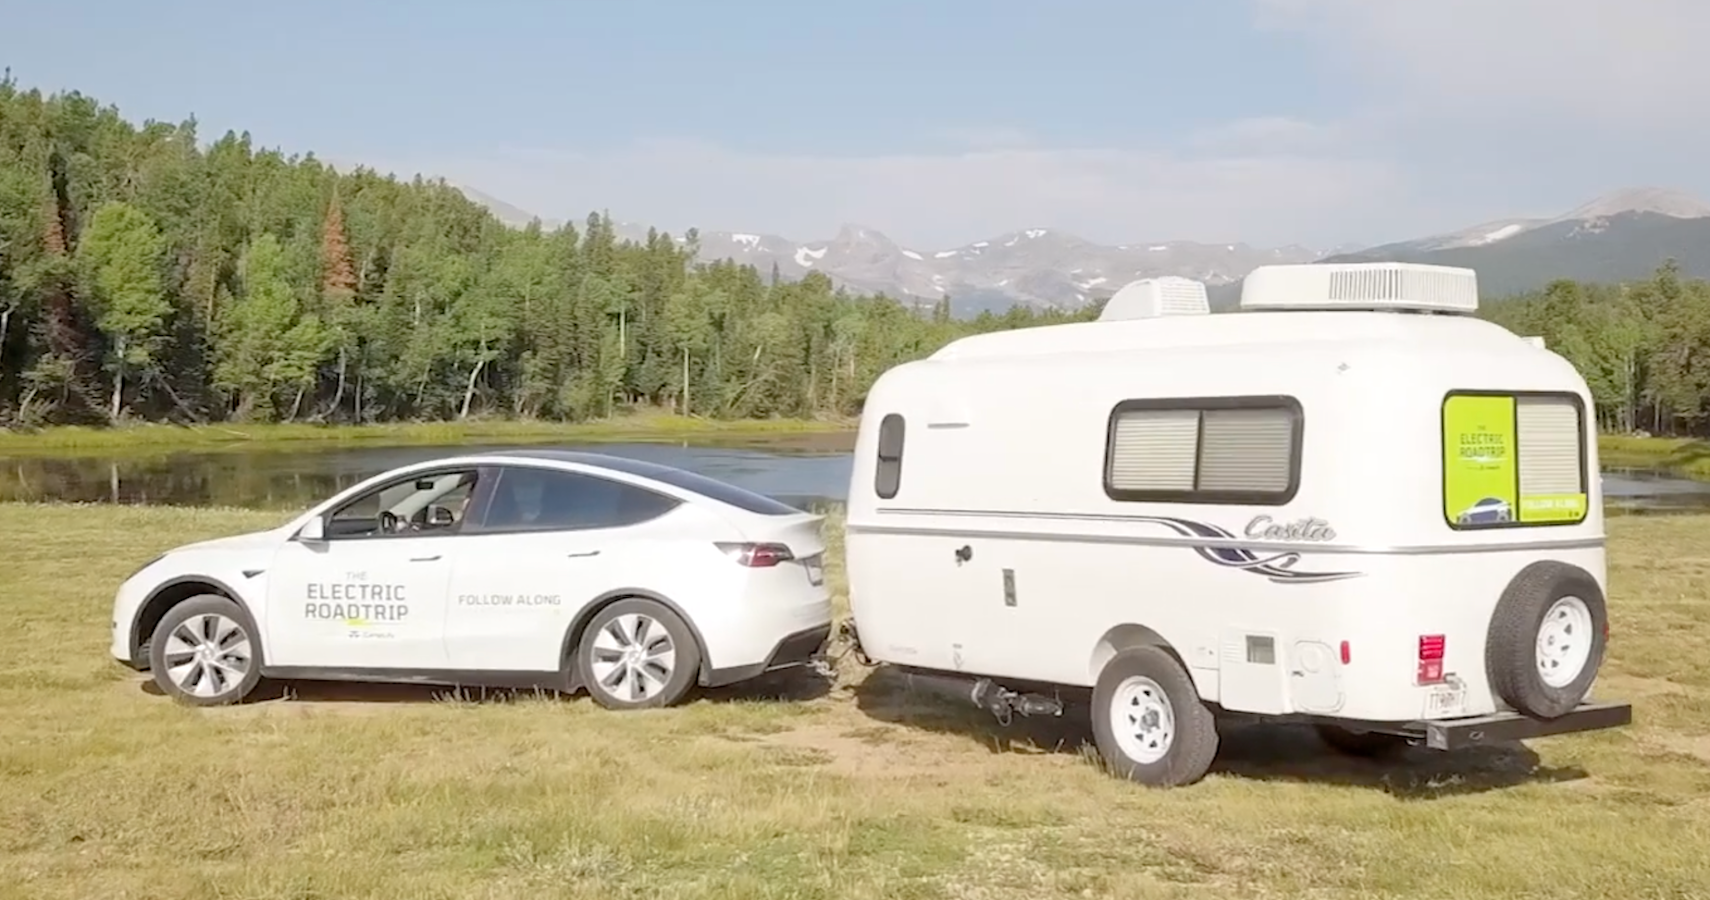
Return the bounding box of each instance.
[1,78,1706,435]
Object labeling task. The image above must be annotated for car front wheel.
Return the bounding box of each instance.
[575,598,701,710]
[147,594,262,707]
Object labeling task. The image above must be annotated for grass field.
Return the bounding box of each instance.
[1600,434,1710,478]
[0,413,855,458]
[3,504,1709,899]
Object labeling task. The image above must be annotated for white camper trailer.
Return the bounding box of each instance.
[841,263,1631,788]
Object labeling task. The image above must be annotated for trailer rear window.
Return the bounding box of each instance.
[1442,391,1588,529]
[1103,396,1301,505]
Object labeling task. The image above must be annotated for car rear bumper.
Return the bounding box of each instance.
[704,622,833,688]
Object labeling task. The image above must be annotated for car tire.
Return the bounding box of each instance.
[147,594,263,707]
[576,598,702,710]
[1485,560,1608,719]
[1314,723,1408,758]
[1091,646,1219,787]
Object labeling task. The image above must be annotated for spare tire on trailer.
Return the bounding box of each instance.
[1484,560,1608,720]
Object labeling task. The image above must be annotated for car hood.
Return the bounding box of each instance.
[169,528,283,556]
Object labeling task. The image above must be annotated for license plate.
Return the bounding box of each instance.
[804,557,824,586]
[1425,683,1466,718]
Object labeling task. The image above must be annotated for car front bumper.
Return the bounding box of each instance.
[109,578,149,668]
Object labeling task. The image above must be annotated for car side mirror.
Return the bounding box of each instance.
[296,515,326,543]
[428,506,454,527]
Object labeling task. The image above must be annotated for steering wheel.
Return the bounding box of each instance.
[378,510,400,534]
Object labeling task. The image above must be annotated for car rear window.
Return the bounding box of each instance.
[592,456,803,516]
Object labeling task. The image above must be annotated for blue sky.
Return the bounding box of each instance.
[3,0,1706,249]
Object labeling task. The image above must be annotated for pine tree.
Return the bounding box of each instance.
[320,193,357,298]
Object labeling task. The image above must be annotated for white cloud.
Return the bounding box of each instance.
[1185,116,1352,155]
[377,2,1710,250]
[383,137,1410,250]
[1254,0,1710,130]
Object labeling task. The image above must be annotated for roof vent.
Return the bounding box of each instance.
[1098,277,1210,321]
[1239,262,1479,314]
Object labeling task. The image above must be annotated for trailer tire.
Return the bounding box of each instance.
[1092,646,1219,788]
[1485,560,1607,720]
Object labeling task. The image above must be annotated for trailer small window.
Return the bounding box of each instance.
[1103,396,1301,505]
[1442,391,1587,529]
[875,413,905,499]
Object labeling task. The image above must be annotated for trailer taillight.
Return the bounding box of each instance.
[1339,640,1351,665]
[1416,633,1445,684]
[714,542,794,567]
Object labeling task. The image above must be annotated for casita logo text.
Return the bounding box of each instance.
[1244,515,1336,542]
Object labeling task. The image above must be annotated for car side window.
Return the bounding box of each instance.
[477,465,681,533]
[325,469,482,539]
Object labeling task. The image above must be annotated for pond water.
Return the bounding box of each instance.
[0,438,858,511]
[1,438,1707,515]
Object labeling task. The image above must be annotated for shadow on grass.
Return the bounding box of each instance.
[136,664,836,706]
[850,666,1589,800]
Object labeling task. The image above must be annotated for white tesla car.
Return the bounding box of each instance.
[109,449,834,709]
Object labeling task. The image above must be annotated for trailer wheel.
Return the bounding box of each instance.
[1314,724,1407,758]
[1091,646,1219,787]
[1485,560,1607,720]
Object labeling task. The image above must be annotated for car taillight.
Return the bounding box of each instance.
[715,542,794,567]
[1417,634,1445,684]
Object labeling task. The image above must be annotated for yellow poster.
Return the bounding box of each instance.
[1443,395,1517,527]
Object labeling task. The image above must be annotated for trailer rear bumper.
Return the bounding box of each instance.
[1415,700,1632,751]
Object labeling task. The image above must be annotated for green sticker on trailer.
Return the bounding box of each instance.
[1518,492,1588,523]
[1443,395,1518,526]
[1443,393,1589,527]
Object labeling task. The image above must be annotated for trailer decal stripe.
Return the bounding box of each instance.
[853,510,1603,559]
[1122,516,1363,584]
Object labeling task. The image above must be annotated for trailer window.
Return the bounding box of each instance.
[1442,391,1587,529]
[875,413,905,499]
[1103,396,1301,505]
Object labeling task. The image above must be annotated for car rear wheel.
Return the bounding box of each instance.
[576,598,701,710]
[147,594,262,707]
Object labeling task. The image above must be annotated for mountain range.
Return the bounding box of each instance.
[453,184,1710,315]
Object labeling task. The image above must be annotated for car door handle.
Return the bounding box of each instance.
[567,550,601,558]
[410,554,442,562]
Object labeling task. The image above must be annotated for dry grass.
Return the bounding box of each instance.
[2,503,1709,899]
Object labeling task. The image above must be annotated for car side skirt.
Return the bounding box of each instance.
[261,666,575,692]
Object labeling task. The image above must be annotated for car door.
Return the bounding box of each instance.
[443,463,683,671]
[266,466,485,671]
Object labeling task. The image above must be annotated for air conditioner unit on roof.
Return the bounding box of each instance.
[1098,277,1210,321]
[1239,262,1480,314]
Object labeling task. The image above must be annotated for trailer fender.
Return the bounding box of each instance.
[1091,624,1207,694]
